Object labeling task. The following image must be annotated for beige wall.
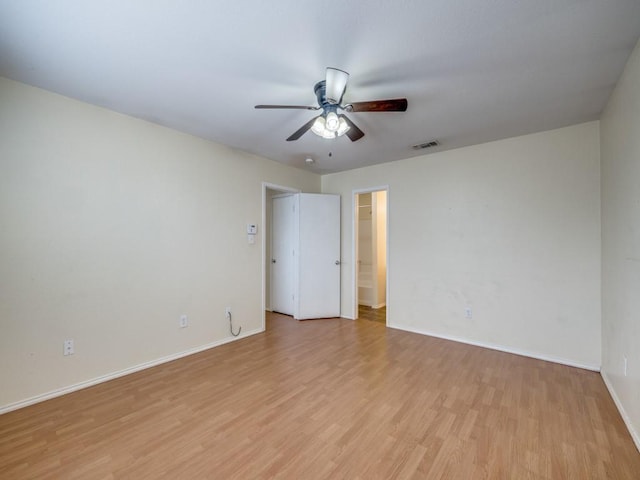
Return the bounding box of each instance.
[323,122,601,369]
[601,38,640,448]
[0,77,320,409]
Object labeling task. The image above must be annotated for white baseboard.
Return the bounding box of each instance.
[371,303,386,309]
[0,327,264,415]
[387,323,601,372]
[601,371,640,453]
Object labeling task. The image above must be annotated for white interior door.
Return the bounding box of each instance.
[271,195,295,315]
[295,193,341,319]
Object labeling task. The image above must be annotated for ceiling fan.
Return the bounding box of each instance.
[255,68,408,142]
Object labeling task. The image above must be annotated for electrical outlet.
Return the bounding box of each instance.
[179,314,188,328]
[225,307,231,319]
[464,307,472,319]
[624,356,628,377]
[63,339,74,356]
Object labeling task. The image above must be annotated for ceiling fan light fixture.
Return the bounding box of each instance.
[310,112,349,139]
[325,67,349,104]
[311,116,326,136]
[310,111,351,139]
[337,116,350,136]
[325,111,340,132]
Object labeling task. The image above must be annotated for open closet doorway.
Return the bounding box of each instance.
[354,188,388,325]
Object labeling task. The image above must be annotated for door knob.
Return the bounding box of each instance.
[272,259,276,263]
[335,260,341,265]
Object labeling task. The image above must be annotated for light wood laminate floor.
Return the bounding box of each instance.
[359,305,387,324]
[1,312,639,479]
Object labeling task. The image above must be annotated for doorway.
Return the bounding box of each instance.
[270,194,296,316]
[354,188,388,324]
[262,184,342,326]
[262,183,300,330]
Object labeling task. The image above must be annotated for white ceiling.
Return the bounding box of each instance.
[1,1,639,174]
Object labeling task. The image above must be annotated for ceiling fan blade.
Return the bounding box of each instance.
[348,98,408,112]
[286,116,319,141]
[255,104,319,110]
[340,115,365,142]
[325,67,349,104]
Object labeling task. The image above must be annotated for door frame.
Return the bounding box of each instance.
[270,193,296,317]
[262,182,300,331]
[352,186,390,323]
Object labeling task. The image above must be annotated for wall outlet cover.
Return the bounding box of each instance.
[63,339,74,356]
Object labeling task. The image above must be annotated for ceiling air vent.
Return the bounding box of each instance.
[412,140,439,150]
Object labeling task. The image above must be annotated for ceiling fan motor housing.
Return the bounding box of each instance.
[314,81,329,106]
[314,81,341,118]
